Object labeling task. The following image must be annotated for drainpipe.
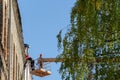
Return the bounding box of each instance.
[8,0,12,80]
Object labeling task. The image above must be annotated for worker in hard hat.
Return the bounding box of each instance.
[24,44,35,70]
[39,54,43,68]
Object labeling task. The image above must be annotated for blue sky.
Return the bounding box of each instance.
[18,0,76,80]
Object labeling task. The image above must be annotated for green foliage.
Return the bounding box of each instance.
[57,0,120,80]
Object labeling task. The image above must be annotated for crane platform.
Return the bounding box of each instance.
[30,68,51,77]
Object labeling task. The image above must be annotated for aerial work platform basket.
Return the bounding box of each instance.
[30,54,52,77]
[31,68,51,77]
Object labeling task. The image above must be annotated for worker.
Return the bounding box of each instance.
[24,44,35,70]
[39,54,43,68]
[25,54,35,70]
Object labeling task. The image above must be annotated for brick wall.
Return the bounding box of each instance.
[0,0,3,42]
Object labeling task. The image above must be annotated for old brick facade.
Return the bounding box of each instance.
[0,0,25,80]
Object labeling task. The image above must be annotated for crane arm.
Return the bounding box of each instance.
[42,58,63,62]
[41,57,120,63]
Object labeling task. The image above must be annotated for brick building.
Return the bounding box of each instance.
[0,0,26,80]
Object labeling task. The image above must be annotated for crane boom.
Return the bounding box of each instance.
[41,57,120,63]
[42,58,63,62]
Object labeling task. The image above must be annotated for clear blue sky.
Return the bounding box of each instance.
[18,0,76,80]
